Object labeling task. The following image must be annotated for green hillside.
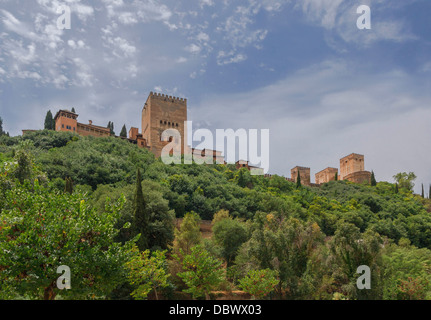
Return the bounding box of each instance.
[1,130,431,300]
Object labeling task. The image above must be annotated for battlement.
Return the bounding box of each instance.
[340,153,364,161]
[148,91,187,105]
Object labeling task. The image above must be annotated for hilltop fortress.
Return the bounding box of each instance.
[50,91,372,186]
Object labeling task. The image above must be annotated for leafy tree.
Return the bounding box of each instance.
[236,214,324,299]
[44,111,55,130]
[213,217,248,267]
[238,269,279,300]
[382,240,431,300]
[172,211,202,257]
[211,209,230,226]
[328,221,383,300]
[393,172,416,192]
[120,125,127,138]
[133,168,150,251]
[125,246,170,300]
[177,245,225,300]
[371,171,377,187]
[0,180,134,300]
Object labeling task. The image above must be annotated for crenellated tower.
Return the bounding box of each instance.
[141,92,188,158]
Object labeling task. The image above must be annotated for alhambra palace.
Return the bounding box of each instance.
[29,92,372,186]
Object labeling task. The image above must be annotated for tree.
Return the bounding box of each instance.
[12,146,35,184]
[371,171,377,187]
[120,125,127,138]
[125,246,170,300]
[133,168,150,251]
[429,185,431,199]
[382,240,431,300]
[238,269,279,300]
[0,116,6,136]
[172,211,202,257]
[296,171,301,189]
[335,172,338,181]
[422,184,425,198]
[71,108,76,113]
[211,209,230,226]
[0,179,134,300]
[393,172,417,192]
[236,214,324,299]
[64,177,73,194]
[213,217,248,267]
[395,183,399,194]
[44,111,54,130]
[177,245,225,300]
[328,221,383,300]
[107,121,115,135]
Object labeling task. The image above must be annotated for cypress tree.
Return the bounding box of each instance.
[422,184,425,198]
[133,169,150,251]
[71,108,76,113]
[429,185,431,199]
[371,171,377,186]
[64,177,73,194]
[296,171,301,189]
[334,172,338,181]
[395,183,399,194]
[120,124,127,138]
[0,116,5,136]
[44,111,54,130]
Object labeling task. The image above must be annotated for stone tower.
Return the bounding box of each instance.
[315,167,338,184]
[339,153,365,180]
[141,92,188,158]
[291,166,311,186]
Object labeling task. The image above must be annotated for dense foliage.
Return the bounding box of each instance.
[1,131,431,300]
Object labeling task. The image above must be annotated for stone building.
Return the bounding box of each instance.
[141,92,188,158]
[54,110,111,137]
[339,153,371,184]
[315,167,338,184]
[291,166,311,186]
[236,160,264,175]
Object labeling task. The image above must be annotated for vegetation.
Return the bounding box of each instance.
[0,116,9,136]
[120,125,127,138]
[1,131,431,300]
[44,111,55,131]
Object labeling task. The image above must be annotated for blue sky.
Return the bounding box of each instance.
[0,0,430,193]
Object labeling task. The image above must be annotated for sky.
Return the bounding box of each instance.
[0,0,430,193]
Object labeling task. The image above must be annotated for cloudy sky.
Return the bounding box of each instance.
[0,0,430,193]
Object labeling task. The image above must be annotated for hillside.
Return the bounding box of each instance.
[1,130,431,300]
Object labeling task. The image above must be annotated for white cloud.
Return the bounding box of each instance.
[185,44,202,54]
[189,59,431,191]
